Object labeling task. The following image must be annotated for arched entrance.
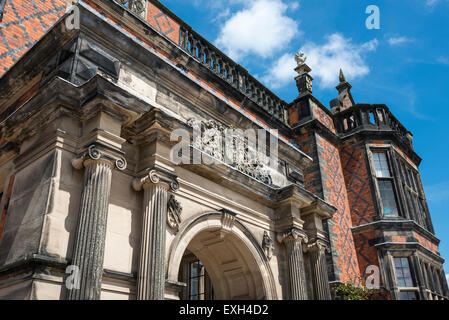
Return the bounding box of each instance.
[167,212,277,300]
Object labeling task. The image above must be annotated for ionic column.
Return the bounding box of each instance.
[133,169,179,300]
[68,145,127,300]
[278,228,308,300]
[306,240,331,300]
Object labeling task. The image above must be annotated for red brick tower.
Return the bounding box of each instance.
[289,61,361,287]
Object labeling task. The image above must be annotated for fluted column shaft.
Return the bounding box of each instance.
[285,237,308,300]
[137,183,168,300]
[68,159,112,300]
[308,244,331,300]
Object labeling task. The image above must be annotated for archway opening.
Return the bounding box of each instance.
[176,227,267,300]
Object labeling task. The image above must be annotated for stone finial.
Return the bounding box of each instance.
[334,67,354,111]
[294,52,313,95]
[339,68,346,83]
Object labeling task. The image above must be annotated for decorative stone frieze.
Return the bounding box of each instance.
[132,167,179,300]
[67,144,127,300]
[188,119,272,185]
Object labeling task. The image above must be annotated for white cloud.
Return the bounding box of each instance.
[215,0,300,61]
[388,36,413,46]
[425,181,449,205]
[437,57,449,65]
[261,34,378,90]
[426,0,440,6]
[300,34,378,88]
[261,53,297,89]
[426,0,449,6]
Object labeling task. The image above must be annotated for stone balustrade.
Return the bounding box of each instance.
[334,104,414,149]
[179,26,289,125]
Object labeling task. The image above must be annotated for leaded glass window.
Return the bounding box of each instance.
[394,257,419,300]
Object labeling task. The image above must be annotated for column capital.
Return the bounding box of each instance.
[133,167,179,192]
[277,227,308,245]
[72,144,127,171]
[305,238,329,254]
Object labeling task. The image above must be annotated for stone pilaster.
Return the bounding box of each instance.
[133,168,179,300]
[278,228,308,300]
[306,240,331,300]
[68,145,127,300]
[386,251,400,300]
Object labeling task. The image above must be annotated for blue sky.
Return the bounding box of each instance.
[160,0,449,278]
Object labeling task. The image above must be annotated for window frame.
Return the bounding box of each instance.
[392,256,420,300]
[179,253,214,301]
[394,154,433,231]
[367,147,402,219]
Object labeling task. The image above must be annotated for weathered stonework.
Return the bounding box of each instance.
[0,0,446,301]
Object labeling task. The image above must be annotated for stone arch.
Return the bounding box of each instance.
[167,212,277,300]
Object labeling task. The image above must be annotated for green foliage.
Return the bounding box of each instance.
[334,282,376,300]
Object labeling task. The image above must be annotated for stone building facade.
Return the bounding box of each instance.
[0,0,447,300]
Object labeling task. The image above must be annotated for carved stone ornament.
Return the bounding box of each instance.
[305,238,330,254]
[71,144,127,171]
[119,0,146,16]
[133,168,180,192]
[167,194,182,231]
[295,52,307,66]
[187,118,273,185]
[262,231,275,260]
[277,228,308,246]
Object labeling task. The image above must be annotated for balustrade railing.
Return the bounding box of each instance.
[334,104,413,149]
[115,0,289,125]
[179,26,289,125]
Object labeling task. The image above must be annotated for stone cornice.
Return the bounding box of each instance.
[0,254,68,278]
[300,199,336,220]
[374,242,444,264]
[351,219,440,245]
[1,75,151,145]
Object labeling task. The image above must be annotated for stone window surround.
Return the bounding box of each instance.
[366,144,432,229]
[381,248,448,300]
[392,256,419,300]
[394,153,433,232]
[416,253,448,300]
[384,251,420,300]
